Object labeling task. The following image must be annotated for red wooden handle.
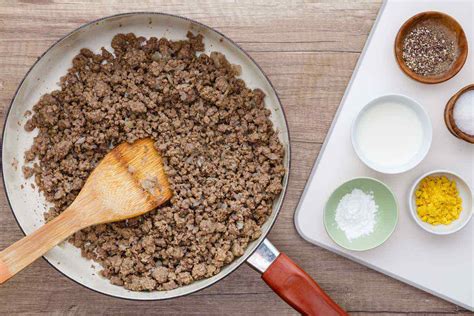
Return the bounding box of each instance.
[262,253,347,316]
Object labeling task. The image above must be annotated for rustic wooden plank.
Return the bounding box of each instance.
[252,52,359,142]
[0,0,380,53]
[0,0,468,314]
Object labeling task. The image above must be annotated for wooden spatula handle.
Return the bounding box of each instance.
[0,209,81,283]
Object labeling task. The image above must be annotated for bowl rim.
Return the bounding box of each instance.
[394,11,469,84]
[323,176,399,252]
[408,169,474,235]
[351,94,433,174]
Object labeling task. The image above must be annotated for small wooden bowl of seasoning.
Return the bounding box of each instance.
[395,11,468,84]
[444,84,474,143]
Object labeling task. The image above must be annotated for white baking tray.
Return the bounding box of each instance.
[294,0,473,310]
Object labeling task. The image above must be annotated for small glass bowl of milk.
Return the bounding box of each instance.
[352,95,432,174]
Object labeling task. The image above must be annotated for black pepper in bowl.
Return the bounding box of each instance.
[395,11,468,84]
[402,23,457,77]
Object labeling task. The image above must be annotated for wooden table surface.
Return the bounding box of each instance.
[0,1,470,315]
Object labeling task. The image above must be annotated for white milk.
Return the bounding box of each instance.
[356,102,423,167]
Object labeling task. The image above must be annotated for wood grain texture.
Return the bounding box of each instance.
[0,0,468,314]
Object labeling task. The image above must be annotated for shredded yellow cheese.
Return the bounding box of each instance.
[415,176,463,225]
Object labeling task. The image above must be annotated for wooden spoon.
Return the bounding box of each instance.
[0,138,172,283]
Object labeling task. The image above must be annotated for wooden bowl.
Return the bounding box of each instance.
[395,11,468,84]
[444,84,474,144]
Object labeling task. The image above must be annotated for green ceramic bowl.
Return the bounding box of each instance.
[324,177,398,251]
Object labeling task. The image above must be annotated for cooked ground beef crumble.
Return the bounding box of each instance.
[22,32,285,291]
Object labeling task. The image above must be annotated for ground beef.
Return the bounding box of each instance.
[23,32,285,291]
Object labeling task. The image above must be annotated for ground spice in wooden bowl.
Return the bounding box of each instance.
[394,11,468,84]
[402,23,457,77]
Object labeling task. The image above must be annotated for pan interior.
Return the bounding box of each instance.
[2,13,290,300]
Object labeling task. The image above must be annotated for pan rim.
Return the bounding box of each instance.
[1,11,292,301]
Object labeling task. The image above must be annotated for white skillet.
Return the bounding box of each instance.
[1,12,346,315]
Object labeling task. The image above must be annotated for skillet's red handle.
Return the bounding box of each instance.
[262,253,348,316]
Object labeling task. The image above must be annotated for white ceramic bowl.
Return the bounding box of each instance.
[409,170,473,235]
[351,94,432,174]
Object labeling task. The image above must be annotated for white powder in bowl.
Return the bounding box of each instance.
[335,188,378,241]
